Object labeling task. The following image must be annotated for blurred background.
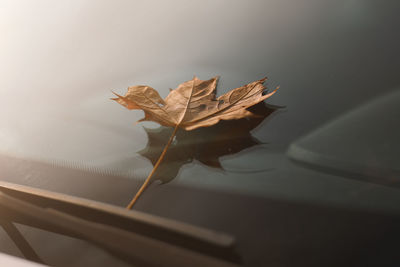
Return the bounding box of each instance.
[0,1,399,266]
[0,0,399,156]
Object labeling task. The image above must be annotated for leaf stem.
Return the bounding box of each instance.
[126,125,179,209]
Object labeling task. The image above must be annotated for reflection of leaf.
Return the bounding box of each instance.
[139,102,278,184]
[112,76,278,209]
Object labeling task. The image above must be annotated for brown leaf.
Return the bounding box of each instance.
[112,76,278,209]
[112,76,277,130]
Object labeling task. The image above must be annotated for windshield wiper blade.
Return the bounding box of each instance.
[0,181,240,267]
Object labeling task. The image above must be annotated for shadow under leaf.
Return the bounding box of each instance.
[138,102,280,184]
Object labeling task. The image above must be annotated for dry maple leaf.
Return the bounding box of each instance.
[113,76,277,130]
[112,76,278,209]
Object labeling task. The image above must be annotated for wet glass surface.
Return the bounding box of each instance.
[0,1,399,266]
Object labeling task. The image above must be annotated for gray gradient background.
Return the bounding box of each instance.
[1,0,399,154]
[0,1,400,266]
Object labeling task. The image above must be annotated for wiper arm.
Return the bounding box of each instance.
[0,181,240,267]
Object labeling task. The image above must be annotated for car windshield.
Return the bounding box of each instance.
[0,1,399,267]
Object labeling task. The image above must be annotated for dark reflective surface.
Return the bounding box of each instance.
[288,89,400,188]
[0,1,399,266]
